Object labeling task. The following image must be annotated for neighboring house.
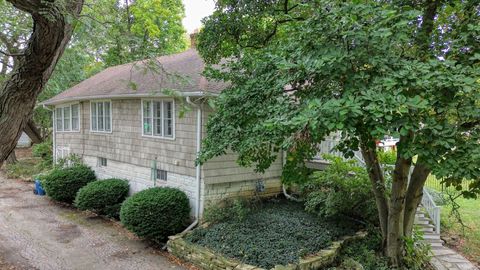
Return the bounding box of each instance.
[16,132,32,148]
[41,48,282,217]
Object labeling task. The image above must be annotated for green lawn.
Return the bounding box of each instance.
[4,157,50,181]
[440,196,480,265]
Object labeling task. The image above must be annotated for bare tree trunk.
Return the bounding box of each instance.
[0,0,84,164]
[6,151,17,165]
[404,160,431,237]
[24,119,42,144]
[360,140,389,246]
[386,149,412,267]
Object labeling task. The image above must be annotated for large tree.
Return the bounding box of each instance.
[198,0,479,266]
[1,0,188,152]
[0,0,84,166]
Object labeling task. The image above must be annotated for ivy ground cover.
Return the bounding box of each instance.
[186,200,360,269]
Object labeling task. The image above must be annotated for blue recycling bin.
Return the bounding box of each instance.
[34,179,46,196]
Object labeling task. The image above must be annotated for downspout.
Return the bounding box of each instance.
[182,96,202,232]
[281,150,302,202]
[43,104,56,164]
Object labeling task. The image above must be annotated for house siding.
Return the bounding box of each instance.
[55,99,199,213]
[54,99,283,216]
[199,108,283,209]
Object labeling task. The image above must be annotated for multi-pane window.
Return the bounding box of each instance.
[156,169,168,181]
[55,104,80,132]
[98,157,107,167]
[142,100,174,138]
[91,101,112,132]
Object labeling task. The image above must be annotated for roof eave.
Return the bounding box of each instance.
[40,91,218,106]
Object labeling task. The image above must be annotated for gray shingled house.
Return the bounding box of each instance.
[42,49,282,218]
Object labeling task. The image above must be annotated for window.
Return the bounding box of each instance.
[156,169,167,181]
[55,104,80,132]
[98,157,107,167]
[142,100,174,138]
[91,101,112,132]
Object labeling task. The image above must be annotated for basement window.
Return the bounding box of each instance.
[156,169,168,181]
[98,157,107,167]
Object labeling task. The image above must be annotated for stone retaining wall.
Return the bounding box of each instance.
[167,230,367,270]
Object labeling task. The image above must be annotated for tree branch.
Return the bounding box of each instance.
[0,50,24,57]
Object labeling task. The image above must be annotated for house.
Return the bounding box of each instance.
[41,47,283,218]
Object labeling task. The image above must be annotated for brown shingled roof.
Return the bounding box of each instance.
[43,49,226,105]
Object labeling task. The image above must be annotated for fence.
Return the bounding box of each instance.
[424,174,471,193]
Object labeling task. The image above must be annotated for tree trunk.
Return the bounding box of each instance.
[360,140,389,245]
[24,119,43,144]
[6,151,17,165]
[0,0,84,164]
[386,151,412,266]
[404,160,431,237]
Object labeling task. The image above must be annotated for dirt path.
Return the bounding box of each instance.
[0,171,187,270]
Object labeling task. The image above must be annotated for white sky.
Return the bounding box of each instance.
[182,0,215,34]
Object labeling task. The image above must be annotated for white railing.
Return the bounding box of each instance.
[421,188,441,234]
[313,137,365,166]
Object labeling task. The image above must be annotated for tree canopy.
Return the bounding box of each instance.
[198,0,479,265]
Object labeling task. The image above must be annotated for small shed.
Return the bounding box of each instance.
[16,132,32,148]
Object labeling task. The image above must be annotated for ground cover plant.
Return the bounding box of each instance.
[74,179,129,219]
[120,187,190,244]
[187,199,360,269]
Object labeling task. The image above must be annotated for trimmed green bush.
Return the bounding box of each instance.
[74,179,129,219]
[120,187,190,243]
[43,164,96,203]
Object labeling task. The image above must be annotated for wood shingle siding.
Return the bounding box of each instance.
[55,99,198,178]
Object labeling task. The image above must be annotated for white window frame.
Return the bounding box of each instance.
[90,100,112,133]
[141,99,175,140]
[54,103,81,133]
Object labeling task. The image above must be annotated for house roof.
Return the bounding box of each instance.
[42,49,226,106]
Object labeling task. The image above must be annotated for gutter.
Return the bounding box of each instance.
[182,96,203,233]
[40,91,219,106]
[42,104,56,164]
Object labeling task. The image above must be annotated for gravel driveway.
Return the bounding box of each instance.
[0,171,187,270]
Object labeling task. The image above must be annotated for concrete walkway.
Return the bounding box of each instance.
[416,210,478,270]
[0,171,187,270]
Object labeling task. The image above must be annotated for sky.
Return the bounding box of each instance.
[182,0,215,34]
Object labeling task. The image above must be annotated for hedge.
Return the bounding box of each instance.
[43,164,96,203]
[74,179,129,218]
[120,187,190,244]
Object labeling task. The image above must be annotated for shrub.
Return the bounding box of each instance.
[43,164,96,203]
[74,179,129,219]
[301,156,377,224]
[120,187,190,244]
[203,198,250,224]
[378,150,397,165]
[32,139,53,167]
[425,188,447,206]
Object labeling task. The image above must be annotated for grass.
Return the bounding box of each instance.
[4,157,51,181]
[440,196,480,265]
[187,199,360,269]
